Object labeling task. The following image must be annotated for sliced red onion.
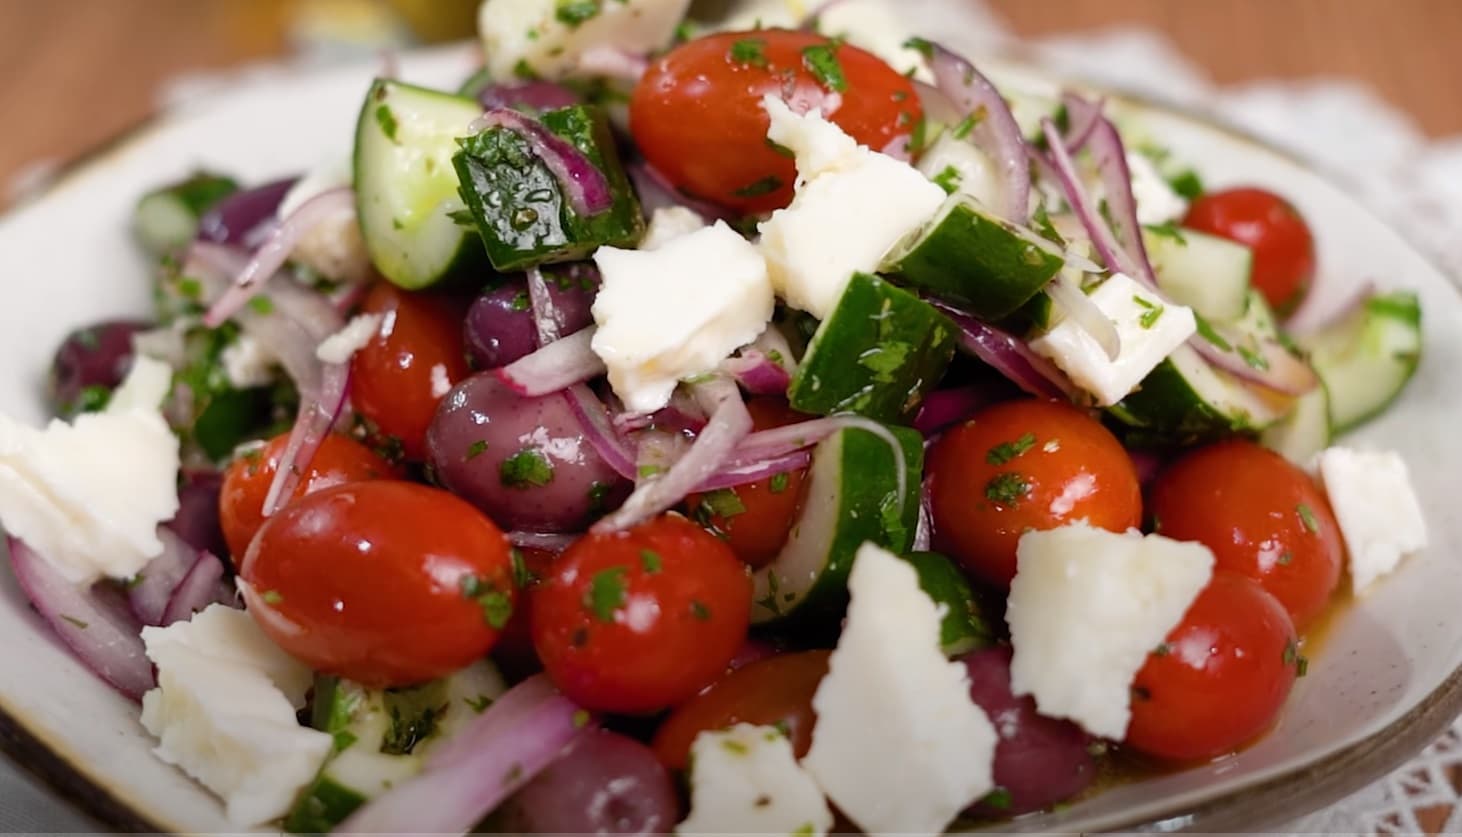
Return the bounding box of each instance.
[197,178,294,248]
[1283,279,1376,336]
[1190,328,1320,396]
[1059,92,1107,154]
[477,81,581,113]
[913,485,933,552]
[562,384,638,481]
[592,378,753,533]
[260,360,351,517]
[126,528,197,627]
[506,531,578,553]
[202,187,356,328]
[1084,116,1158,287]
[720,349,792,395]
[928,43,1031,223]
[913,385,998,436]
[576,46,650,82]
[1045,271,1121,361]
[8,537,153,701]
[471,108,613,217]
[928,298,1083,401]
[612,402,707,436]
[1041,117,1142,286]
[160,551,234,625]
[690,448,812,493]
[526,267,562,347]
[495,327,606,397]
[913,81,962,126]
[337,675,591,836]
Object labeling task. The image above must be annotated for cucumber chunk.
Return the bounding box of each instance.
[788,273,957,423]
[1261,382,1331,466]
[353,79,485,289]
[1298,290,1422,434]
[133,172,238,255]
[1143,225,1251,323]
[453,104,643,271]
[901,551,993,657]
[1110,343,1290,443]
[751,424,923,625]
[882,194,1064,320]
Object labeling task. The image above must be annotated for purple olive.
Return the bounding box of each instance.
[196,178,294,247]
[496,729,678,836]
[166,471,227,559]
[464,265,600,370]
[477,81,581,113]
[427,373,629,532]
[962,646,1095,817]
[48,319,152,418]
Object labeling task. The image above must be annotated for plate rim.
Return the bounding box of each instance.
[2,49,1459,836]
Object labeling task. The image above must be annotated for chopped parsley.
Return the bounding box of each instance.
[1236,343,1269,371]
[637,463,665,479]
[176,276,203,299]
[464,695,493,713]
[1277,551,1294,566]
[690,600,711,621]
[981,787,1013,810]
[857,341,911,382]
[261,589,284,605]
[1168,169,1205,200]
[73,385,111,415]
[465,439,489,461]
[792,823,816,837]
[1152,642,1172,656]
[951,109,984,140]
[460,575,513,629]
[1193,314,1233,352]
[61,615,88,630]
[902,36,934,59]
[500,448,554,489]
[800,43,847,93]
[699,488,747,520]
[931,164,963,194]
[764,136,796,158]
[247,295,275,315]
[554,0,600,27]
[640,549,663,573]
[1145,220,1187,244]
[728,37,769,68]
[1282,639,1309,676]
[722,738,749,755]
[572,708,591,728]
[510,548,534,589]
[769,472,790,494]
[586,481,612,515]
[1132,294,1165,329]
[509,291,531,312]
[984,473,1031,506]
[754,572,784,616]
[585,566,628,622]
[1296,503,1320,533]
[375,105,399,142]
[383,701,441,755]
[986,432,1036,465]
[732,175,784,198]
[513,59,539,81]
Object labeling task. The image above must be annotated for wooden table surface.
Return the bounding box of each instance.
[0,0,1459,204]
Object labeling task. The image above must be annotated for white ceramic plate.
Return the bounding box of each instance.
[1,14,1460,835]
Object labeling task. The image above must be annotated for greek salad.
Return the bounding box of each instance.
[0,0,1432,833]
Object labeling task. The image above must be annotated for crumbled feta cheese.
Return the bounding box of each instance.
[817,0,929,80]
[1029,272,1197,406]
[220,334,278,389]
[1315,447,1428,593]
[478,0,690,82]
[758,97,945,318]
[141,604,330,827]
[0,356,179,584]
[803,543,996,837]
[1007,523,1214,739]
[315,313,383,364]
[676,723,833,837]
[640,206,707,250]
[277,157,370,283]
[1127,151,1188,226]
[711,0,805,30]
[131,317,193,368]
[592,221,774,412]
[916,132,1003,209]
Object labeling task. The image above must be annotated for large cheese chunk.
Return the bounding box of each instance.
[220,334,278,389]
[803,543,996,837]
[676,723,833,837]
[640,206,707,251]
[1007,523,1214,739]
[1316,447,1428,593]
[816,0,929,79]
[757,96,945,319]
[140,604,330,827]
[478,0,690,82]
[1127,151,1189,227]
[0,356,179,583]
[1029,272,1197,406]
[592,221,774,412]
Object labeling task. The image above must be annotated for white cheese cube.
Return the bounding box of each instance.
[0,357,179,584]
[758,97,944,318]
[817,0,930,80]
[1316,447,1428,593]
[676,723,833,837]
[1007,523,1214,739]
[640,206,707,250]
[478,0,690,82]
[140,605,330,827]
[803,543,996,837]
[220,334,279,389]
[1029,272,1197,406]
[316,313,384,364]
[1127,151,1189,227]
[278,156,370,283]
[916,132,1003,210]
[592,221,774,412]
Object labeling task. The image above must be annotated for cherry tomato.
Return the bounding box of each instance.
[928,399,1142,587]
[491,545,559,680]
[1126,573,1300,762]
[631,30,923,214]
[241,481,515,687]
[651,650,829,771]
[531,515,752,713]
[218,431,400,563]
[350,282,471,460]
[1183,187,1316,316]
[686,397,810,568]
[1149,439,1342,629]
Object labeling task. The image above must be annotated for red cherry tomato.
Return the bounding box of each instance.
[1183,187,1316,316]
[686,397,810,568]
[531,515,752,713]
[928,399,1142,587]
[241,481,515,687]
[631,30,923,214]
[218,431,400,563]
[1149,439,1342,629]
[1126,573,1300,762]
[651,650,829,771]
[350,282,470,460]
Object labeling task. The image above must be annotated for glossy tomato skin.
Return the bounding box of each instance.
[531,515,752,714]
[241,481,515,687]
[350,282,471,461]
[685,397,810,568]
[1126,573,1300,762]
[651,650,829,771]
[631,30,922,214]
[1149,439,1342,629]
[218,431,400,563]
[928,399,1142,587]
[1183,187,1316,316]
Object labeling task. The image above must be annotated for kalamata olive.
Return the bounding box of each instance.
[962,646,1094,816]
[197,178,294,246]
[495,729,678,836]
[167,471,227,559]
[427,374,629,532]
[464,266,600,370]
[48,319,152,418]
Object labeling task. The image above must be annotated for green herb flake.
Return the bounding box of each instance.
[465,695,493,713]
[74,385,112,415]
[951,109,983,140]
[260,589,284,605]
[1237,343,1269,371]
[800,43,848,93]
[690,599,711,621]
[1277,551,1294,566]
[1297,655,1310,677]
[465,439,489,461]
[1168,169,1205,200]
[902,36,934,59]
[1282,639,1301,668]
[733,175,784,198]
[460,575,513,629]
[1146,220,1187,244]
[857,341,911,382]
[986,432,1037,465]
[554,0,600,27]
[769,472,790,494]
[637,463,665,479]
[572,708,591,728]
[61,615,88,630]
[177,276,203,299]
[931,164,963,194]
[1297,503,1320,534]
[640,549,663,573]
[375,105,399,143]
[513,58,539,81]
[510,548,534,589]
[764,136,796,158]
[509,291,531,312]
[981,787,1014,810]
[247,295,275,315]
[792,823,816,837]
[1193,314,1233,352]
[1132,295,1165,329]
[585,566,628,622]
[984,473,1031,506]
[700,488,747,519]
[1152,642,1172,657]
[721,738,749,755]
[333,729,359,752]
[500,448,554,489]
[728,37,769,68]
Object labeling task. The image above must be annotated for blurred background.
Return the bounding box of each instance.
[0,0,1459,209]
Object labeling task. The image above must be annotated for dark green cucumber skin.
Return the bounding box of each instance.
[284,780,367,835]
[453,105,643,271]
[1309,291,1422,433]
[788,274,957,423]
[902,551,993,656]
[885,199,1063,320]
[1109,359,1251,446]
[999,291,1054,335]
